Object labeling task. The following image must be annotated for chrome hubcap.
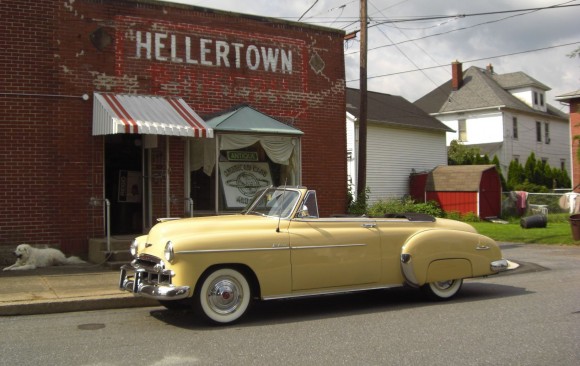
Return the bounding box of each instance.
[207,277,243,315]
[434,280,453,290]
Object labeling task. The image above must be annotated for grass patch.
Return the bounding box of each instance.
[469,214,579,245]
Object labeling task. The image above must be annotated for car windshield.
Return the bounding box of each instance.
[242,187,300,218]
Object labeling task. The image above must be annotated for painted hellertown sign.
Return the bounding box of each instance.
[134,31,294,74]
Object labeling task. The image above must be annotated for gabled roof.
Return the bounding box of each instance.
[414,66,568,120]
[204,104,303,135]
[426,164,497,192]
[492,72,550,91]
[346,88,453,132]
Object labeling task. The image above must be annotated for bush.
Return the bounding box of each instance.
[368,197,443,218]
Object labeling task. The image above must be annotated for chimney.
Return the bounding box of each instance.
[486,63,494,74]
[451,60,463,90]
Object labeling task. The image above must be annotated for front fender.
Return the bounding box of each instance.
[400,229,502,286]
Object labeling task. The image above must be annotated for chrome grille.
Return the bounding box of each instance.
[120,254,174,292]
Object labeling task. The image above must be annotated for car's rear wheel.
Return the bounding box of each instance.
[421,279,463,300]
[194,268,251,324]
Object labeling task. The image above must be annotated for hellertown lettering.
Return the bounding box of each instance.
[135,31,293,74]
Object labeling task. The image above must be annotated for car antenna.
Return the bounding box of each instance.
[276,179,288,233]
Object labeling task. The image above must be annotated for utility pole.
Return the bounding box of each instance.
[357,0,368,201]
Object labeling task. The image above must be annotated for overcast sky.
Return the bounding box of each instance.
[162,0,579,111]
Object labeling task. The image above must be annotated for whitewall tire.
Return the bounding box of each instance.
[195,268,251,324]
[421,279,463,300]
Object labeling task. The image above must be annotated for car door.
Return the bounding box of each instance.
[288,217,382,291]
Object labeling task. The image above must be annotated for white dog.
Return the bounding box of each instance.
[3,244,86,271]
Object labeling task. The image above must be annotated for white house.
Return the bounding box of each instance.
[415,62,570,174]
[347,88,452,203]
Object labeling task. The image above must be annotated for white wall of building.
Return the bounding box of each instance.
[365,122,447,203]
[503,111,571,172]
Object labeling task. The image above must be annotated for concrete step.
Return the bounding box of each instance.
[88,237,134,264]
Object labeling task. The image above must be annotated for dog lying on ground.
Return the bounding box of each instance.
[3,244,86,271]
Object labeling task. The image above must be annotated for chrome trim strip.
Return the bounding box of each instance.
[291,243,366,250]
[262,284,400,300]
[178,243,365,254]
[177,247,289,254]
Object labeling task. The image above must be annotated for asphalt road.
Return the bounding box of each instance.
[2,244,579,366]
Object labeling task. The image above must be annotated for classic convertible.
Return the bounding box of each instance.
[120,186,511,324]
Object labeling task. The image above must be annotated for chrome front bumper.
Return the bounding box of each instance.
[119,259,190,300]
[491,259,519,272]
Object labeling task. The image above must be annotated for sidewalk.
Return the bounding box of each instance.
[0,264,158,316]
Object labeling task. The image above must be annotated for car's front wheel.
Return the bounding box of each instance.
[194,268,251,324]
[421,279,463,300]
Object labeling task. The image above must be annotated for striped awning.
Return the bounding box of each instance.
[93,93,213,138]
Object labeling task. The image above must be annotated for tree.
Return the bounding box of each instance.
[507,159,525,190]
[524,153,537,183]
[447,140,482,165]
[492,155,507,190]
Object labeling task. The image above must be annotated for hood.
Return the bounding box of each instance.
[135,214,285,259]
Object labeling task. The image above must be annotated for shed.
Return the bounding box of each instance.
[410,165,501,218]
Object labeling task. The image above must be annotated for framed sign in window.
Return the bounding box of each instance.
[219,162,272,208]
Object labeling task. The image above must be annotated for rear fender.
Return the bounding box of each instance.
[400,229,500,286]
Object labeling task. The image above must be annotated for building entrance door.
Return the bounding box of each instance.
[105,135,143,235]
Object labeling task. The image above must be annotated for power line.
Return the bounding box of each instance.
[368,2,580,26]
[346,41,580,82]
[346,1,580,55]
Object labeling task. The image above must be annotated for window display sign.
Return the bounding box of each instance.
[227,151,258,162]
[220,162,272,208]
[118,170,142,203]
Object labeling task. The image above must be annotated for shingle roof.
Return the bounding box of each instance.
[346,88,453,132]
[426,165,497,192]
[555,90,580,102]
[414,66,568,120]
[492,72,550,91]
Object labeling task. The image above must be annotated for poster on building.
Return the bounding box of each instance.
[118,170,142,203]
[220,162,272,208]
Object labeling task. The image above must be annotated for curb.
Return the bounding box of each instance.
[0,295,159,316]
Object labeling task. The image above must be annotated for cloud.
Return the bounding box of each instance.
[162,0,579,109]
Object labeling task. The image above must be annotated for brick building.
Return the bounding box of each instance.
[0,0,346,260]
[556,91,580,190]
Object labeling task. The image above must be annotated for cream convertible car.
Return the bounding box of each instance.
[120,186,510,324]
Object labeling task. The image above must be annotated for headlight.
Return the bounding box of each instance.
[130,239,138,257]
[164,241,175,262]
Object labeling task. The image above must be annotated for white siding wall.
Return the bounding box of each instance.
[365,123,448,203]
[503,112,571,172]
[434,109,570,175]
[346,114,357,195]
[439,111,504,145]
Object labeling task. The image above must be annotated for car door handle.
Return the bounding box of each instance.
[361,223,376,228]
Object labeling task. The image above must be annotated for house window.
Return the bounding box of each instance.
[536,121,542,142]
[540,93,544,106]
[458,119,467,142]
[533,91,538,105]
[512,117,518,139]
[544,122,550,144]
